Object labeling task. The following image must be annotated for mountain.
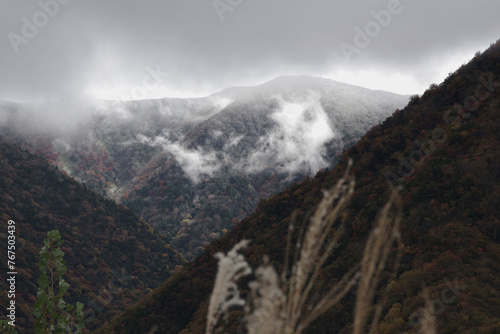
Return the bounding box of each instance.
[0,76,409,259]
[120,77,409,258]
[0,135,184,332]
[0,95,228,198]
[99,40,500,333]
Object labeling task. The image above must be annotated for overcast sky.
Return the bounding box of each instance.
[1,0,499,102]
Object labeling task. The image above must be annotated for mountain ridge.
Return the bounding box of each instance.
[0,76,409,259]
[116,77,408,257]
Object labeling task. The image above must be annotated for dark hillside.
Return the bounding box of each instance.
[0,136,184,332]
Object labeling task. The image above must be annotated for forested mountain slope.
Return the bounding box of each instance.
[117,77,409,258]
[0,136,184,332]
[0,96,224,199]
[100,40,500,333]
[0,77,408,260]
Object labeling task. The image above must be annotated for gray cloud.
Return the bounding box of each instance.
[240,95,338,175]
[136,134,222,184]
[136,93,343,182]
[1,0,499,102]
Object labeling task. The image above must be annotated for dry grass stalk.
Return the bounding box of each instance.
[353,189,403,334]
[245,258,286,334]
[206,161,405,334]
[420,289,437,334]
[284,160,357,334]
[205,240,252,334]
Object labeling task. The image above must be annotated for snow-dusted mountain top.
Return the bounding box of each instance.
[0,75,409,134]
[214,75,409,102]
[0,74,410,189]
[0,75,410,258]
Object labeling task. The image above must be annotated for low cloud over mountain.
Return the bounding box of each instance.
[0,75,408,258]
